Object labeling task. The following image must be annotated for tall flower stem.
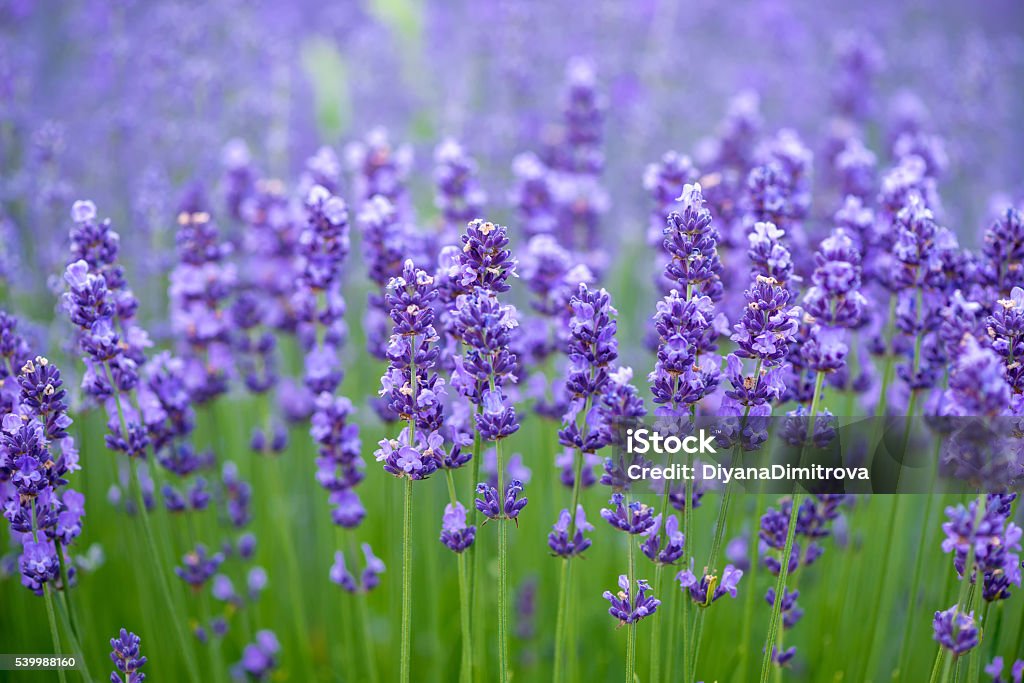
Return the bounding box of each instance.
[553,558,571,683]
[53,541,79,638]
[496,438,510,683]
[42,586,68,683]
[467,419,484,680]
[400,476,413,683]
[648,488,672,682]
[446,471,473,683]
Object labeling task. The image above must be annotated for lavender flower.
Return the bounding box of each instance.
[641,514,685,565]
[557,284,618,483]
[941,494,1022,602]
[109,628,147,683]
[987,288,1024,397]
[175,545,224,589]
[643,151,699,247]
[662,182,723,300]
[601,493,655,535]
[602,575,660,625]
[932,606,978,655]
[548,505,593,558]
[433,139,486,247]
[168,206,235,404]
[475,480,528,524]
[375,260,450,479]
[346,127,412,209]
[980,207,1024,299]
[649,291,721,415]
[358,196,412,363]
[234,629,280,681]
[440,501,476,553]
[330,543,385,594]
[677,562,743,605]
[985,657,1024,683]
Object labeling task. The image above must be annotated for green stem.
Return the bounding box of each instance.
[496,438,510,683]
[267,454,314,678]
[400,477,413,683]
[43,586,68,683]
[648,488,672,683]
[968,600,989,683]
[53,541,80,640]
[927,648,945,683]
[554,559,571,683]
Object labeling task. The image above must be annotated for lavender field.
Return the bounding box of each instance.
[1,1,1024,681]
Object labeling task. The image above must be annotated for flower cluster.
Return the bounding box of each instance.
[110,628,147,683]
[548,505,593,558]
[0,338,83,596]
[941,494,1022,602]
[330,544,386,594]
[602,575,660,625]
[440,502,477,553]
[374,260,450,479]
[168,204,236,404]
[677,562,743,605]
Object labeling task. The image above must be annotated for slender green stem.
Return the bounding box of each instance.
[927,648,945,683]
[354,559,380,683]
[400,477,413,683]
[968,600,989,683]
[467,420,484,682]
[496,438,510,683]
[759,489,801,683]
[267,454,314,678]
[43,586,68,683]
[648,488,672,683]
[53,540,80,640]
[938,653,954,683]
[554,559,571,683]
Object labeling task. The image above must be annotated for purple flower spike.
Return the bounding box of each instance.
[548,505,594,558]
[601,493,655,535]
[440,501,476,553]
[475,480,528,524]
[602,574,661,625]
[984,657,1024,683]
[677,562,744,605]
[234,629,280,681]
[641,514,685,565]
[459,219,517,294]
[109,628,147,683]
[932,606,978,655]
[175,545,224,588]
